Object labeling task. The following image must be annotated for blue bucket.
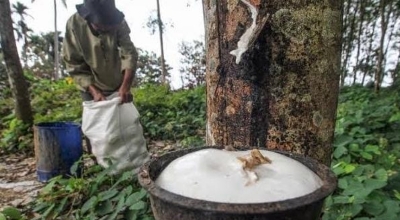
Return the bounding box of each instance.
[34,122,83,182]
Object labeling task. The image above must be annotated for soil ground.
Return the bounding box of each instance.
[0,140,181,209]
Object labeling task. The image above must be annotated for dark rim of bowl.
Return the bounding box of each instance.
[138,146,337,214]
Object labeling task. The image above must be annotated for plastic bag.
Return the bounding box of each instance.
[82,93,149,174]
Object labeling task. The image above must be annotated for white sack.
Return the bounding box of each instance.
[82,94,150,174]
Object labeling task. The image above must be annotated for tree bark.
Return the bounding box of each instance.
[362,18,377,86]
[353,0,365,85]
[340,0,351,87]
[0,0,33,125]
[381,2,397,86]
[341,0,359,87]
[392,52,400,85]
[375,0,392,92]
[204,0,342,165]
[53,0,59,80]
[156,0,167,84]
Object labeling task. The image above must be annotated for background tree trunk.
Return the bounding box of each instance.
[375,0,394,92]
[392,52,400,85]
[342,0,359,87]
[204,0,342,165]
[0,0,33,125]
[53,0,59,80]
[362,18,377,86]
[353,0,365,85]
[156,0,167,84]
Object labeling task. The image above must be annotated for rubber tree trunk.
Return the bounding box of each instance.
[0,0,33,125]
[204,0,342,166]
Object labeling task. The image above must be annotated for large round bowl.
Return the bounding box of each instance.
[138,147,337,220]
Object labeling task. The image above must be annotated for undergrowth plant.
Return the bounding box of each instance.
[0,74,206,153]
[134,84,206,143]
[2,74,400,219]
[0,207,25,220]
[30,158,154,220]
[323,86,400,220]
[0,76,206,219]
[0,74,81,153]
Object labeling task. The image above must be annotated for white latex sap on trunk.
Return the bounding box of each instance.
[156,149,322,203]
[230,0,259,64]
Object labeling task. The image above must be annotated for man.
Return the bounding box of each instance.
[63,0,137,102]
[63,0,149,173]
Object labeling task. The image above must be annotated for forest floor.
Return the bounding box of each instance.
[0,154,40,208]
[0,140,180,209]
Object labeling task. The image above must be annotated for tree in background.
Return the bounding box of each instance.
[0,47,8,92]
[178,40,205,88]
[0,0,33,125]
[390,45,400,85]
[146,1,174,85]
[32,0,67,80]
[12,1,32,67]
[340,0,400,90]
[156,0,166,84]
[28,31,64,78]
[136,48,171,86]
[375,0,398,92]
[203,0,342,165]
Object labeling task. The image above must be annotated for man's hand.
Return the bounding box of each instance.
[88,85,105,102]
[118,85,132,104]
[119,69,134,104]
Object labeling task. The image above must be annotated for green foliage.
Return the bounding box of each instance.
[0,75,32,153]
[134,84,206,144]
[0,75,206,153]
[341,0,400,87]
[323,87,400,220]
[178,40,206,88]
[136,49,172,86]
[145,11,173,35]
[29,74,82,124]
[30,159,153,219]
[0,73,81,153]
[0,118,32,153]
[0,207,26,220]
[28,32,65,78]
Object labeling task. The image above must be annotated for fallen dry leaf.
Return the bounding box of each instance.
[11,198,24,207]
[154,141,166,148]
[236,149,272,186]
[163,145,174,151]
[17,169,32,177]
[237,149,272,171]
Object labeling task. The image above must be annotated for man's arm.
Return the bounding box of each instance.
[117,20,138,103]
[62,19,105,101]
